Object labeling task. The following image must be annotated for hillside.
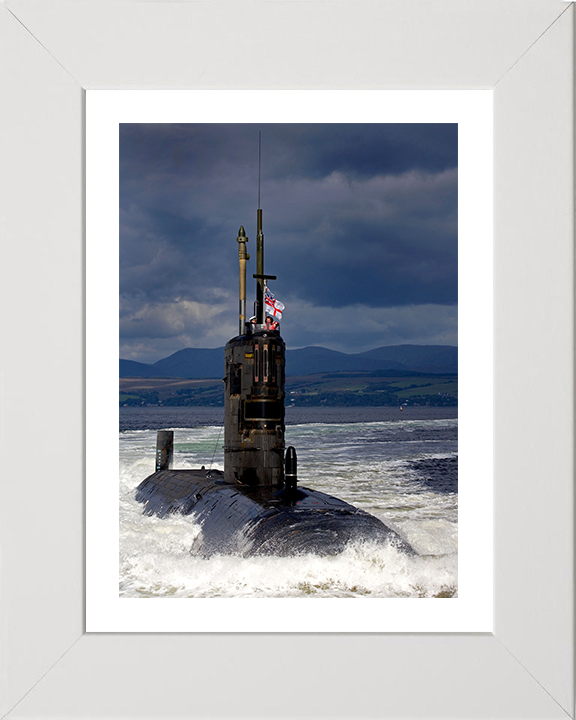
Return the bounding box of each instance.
[120,344,457,379]
[119,347,224,378]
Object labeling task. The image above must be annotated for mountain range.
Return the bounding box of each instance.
[120,344,457,378]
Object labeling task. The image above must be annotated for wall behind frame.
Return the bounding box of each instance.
[493,6,574,715]
[0,8,84,718]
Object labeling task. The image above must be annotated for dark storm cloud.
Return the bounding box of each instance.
[120,123,456,181]
[281,218,457,307]
[261,167,457,308]
[120,123,457,362]
[264,124,457,180]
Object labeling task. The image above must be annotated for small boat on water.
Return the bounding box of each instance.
[135,203,414,558]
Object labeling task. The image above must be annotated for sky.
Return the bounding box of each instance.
[120,123,457,364]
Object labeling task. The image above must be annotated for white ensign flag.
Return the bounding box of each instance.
[265,288,285,319]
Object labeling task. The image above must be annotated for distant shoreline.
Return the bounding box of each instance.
[120,370,457,409]
[119,404,457,432]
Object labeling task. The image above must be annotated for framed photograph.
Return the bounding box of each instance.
[1,1,573,718]
[87,90,492,634]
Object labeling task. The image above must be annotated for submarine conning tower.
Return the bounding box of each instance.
[135,188,416,558]
[224,209,286,487]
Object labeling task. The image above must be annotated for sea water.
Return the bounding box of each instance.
[119,406,457,598]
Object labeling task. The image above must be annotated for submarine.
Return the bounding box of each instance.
[135,206,414,558]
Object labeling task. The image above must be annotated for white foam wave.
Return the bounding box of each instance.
[120,530,457,599]
[119,418,457,599]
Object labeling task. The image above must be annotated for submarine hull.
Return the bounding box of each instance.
[135,469,413,557]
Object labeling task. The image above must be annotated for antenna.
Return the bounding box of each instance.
[258,130,262,210]
[253,131,275,324]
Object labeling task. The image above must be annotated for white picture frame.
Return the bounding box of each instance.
[1,1,573,718]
